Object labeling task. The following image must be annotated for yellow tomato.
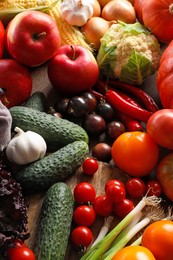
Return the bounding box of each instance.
[112,245,156,260]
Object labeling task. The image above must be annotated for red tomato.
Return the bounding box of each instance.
[146,109,173,150]
[105,183,126,204]
[93,195,113,217]
[105,179,125,192]
[142,220,173,260]
[112,245,156,260]
[0,20,4,58]
[156,153,173,202]
[126,178,146,198]
[82,157,99,175]
[146,180,162,197]
[71,226,93,249]
[7,246,35,260]
[73,205,96,226]
[113,198,134,219]
[7,239,27,258]
[111,131,159,177]
[73,182,96,205]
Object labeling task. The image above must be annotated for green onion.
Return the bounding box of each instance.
[80,195,162,260]
[91,216,114,248]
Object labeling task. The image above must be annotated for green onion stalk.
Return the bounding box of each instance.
[80,195,162,260]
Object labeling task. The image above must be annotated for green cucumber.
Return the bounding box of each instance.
[35,182,74,260]
[10,106,89,149]
[24,91,48,112]
[15,140,89,192]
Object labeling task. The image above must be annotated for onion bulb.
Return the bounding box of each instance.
[81,17,116,50]
[91,0,101,17]
[101,0,136,23]
[97,0,112,8]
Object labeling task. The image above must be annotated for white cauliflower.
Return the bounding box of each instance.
[97,21,161,85]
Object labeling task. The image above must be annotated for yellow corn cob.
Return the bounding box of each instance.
[0,0,48,9]
[47,0,93,51]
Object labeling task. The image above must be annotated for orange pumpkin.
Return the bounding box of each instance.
[134,0,173,43]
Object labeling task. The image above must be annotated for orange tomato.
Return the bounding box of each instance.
[112,245,156,260]
[142,220,173,260]
[111,131,159,177]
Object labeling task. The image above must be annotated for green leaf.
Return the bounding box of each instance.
[119,51,155,85]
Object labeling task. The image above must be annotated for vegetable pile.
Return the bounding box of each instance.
[1,0,173,259]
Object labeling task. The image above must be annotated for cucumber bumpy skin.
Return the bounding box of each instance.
[15,140,89,193]
[35,182,74,260]
[23,91,48,112]
[9,106,89,149]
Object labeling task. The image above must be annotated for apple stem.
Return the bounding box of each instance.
[34,32,47,40]
[70,45,76,60]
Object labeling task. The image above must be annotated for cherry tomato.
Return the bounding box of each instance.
[113,198,134,219]
[125,178,146,198]
[146,180,162,197]
[0,20,4,58]
[105,183,126,204]
[82,157,99,175]
[73,182,96,205]
[105,179,125,192]
[142,220,173,260]
[7,246,35,260]
[146,109,173,150]
[93,195,113,217]
[111,131,159,177]
[7,239,27,258]
[73,205,96,227]
[71,226,93,251]
[112,245,156,260]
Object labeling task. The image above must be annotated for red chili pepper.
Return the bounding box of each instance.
[90,89,105,101]
[106,89,153,122]
[95,79,145,109]
[108,80,159,112]
[115,90,142,109]
[116,111,144,132]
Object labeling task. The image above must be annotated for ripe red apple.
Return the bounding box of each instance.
[5,10,61,67]
[0,20,5,58]
[47,44,99,96]
[0,59,32,108]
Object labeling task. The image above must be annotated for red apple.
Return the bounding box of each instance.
[0,20,5,58]
[0,59,32,108]
[47,44,99,96]
[5,10,61,67]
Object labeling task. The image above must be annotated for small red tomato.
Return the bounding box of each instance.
[82,157,99,175]
[73,205,96,227]
[126,178,146,198]
[146,180,162,197]
[114,198,135,219]
[93,195,113,217]
[106,183,126,203]
[73,182,96,205]
[7,246,35,260]
[71,226,93,250]
[105,179,125,192]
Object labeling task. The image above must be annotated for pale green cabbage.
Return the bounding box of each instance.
[97,21,161,85]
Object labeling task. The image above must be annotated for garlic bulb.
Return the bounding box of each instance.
[60,0,94,27]
[6,127,47,165]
